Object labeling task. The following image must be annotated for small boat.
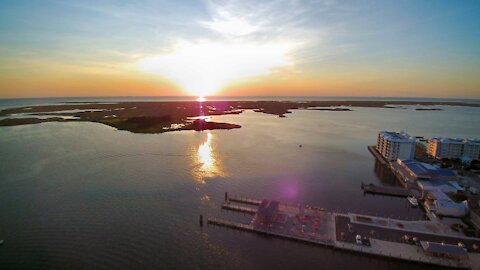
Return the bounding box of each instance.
[0,240,4,245]
[407,196,419,207]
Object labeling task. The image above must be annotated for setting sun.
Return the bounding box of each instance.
[138,40,295,97]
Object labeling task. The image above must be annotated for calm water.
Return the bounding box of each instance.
[0,102,479,269]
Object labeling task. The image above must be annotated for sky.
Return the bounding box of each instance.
[0,0,479,98]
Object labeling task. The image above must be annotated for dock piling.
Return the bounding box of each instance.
[199,214,203,226]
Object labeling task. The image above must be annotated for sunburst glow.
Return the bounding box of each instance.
[198,132,214,172]
[138,40,294,97]
[193,132,225,183]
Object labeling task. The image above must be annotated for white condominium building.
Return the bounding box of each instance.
[376,131,416,161]
[464,139,480,161]
[427,138,464,160]
[427,138,480,161]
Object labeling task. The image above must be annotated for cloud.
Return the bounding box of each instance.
[137,0,348,95]
[202,9,259,36]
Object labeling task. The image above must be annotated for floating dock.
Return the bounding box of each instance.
[207,218,255,231]
[361,182,412,197]
[227,195,262,206]
[222,203,257,214]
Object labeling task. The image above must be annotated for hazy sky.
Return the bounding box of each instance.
[1,0,479,98]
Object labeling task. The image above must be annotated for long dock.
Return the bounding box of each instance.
[207,218,255,232]
[361,182,411,197]
[227,195,262,206]
[207,217,334,246]
[222,203,257,214]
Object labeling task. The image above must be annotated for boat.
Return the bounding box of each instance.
[0,240,4,245]
[407,196,419,207]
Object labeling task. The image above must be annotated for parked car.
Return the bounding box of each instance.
[355,234,362,245]
[362,237,371,246]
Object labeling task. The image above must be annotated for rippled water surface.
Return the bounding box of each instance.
[0,104,479,269]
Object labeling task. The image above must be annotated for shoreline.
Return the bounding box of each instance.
[0,100,478,134]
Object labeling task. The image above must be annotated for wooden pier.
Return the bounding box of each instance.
[227,195,262,206]
[207,218,255,232]
[222,203,257,214]
[207,218,334,247]
[361,182,411,197]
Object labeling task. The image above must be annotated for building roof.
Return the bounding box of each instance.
[427,191,452,201]
[402,160,430,176]
[420,241,468,256]
[429,137,464,144]
[449,181,465,192]
[435,168,457,177]
[379,131,415,143]
[398,159,457,179]
[418,181,457,193]
[435,200,468,217]
[466,139,480,145]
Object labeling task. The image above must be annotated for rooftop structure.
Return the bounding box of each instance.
[253,200,280,226]
[396,159,458,184]
[417,181,458,194]
[424,191,469,218]
[376,131,416,161]
[420,241,468,260]
[398,159,431,180]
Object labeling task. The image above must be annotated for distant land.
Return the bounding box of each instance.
[0,100,478,134]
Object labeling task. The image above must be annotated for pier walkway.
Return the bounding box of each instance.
[227,195,261,206]
[222,203,257,214]
[335,238,472,269]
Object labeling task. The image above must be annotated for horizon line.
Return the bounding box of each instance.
[1,95,480,101]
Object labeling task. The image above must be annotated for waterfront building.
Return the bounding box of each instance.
[426,137,480,161]
[376,131,416,161]
[394,159,458,189]
[427,138,464,160]
[463,139,480,162]
[423,191,469,218]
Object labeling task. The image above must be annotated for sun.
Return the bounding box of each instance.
[196,96,206,102]
[138,40,294,97]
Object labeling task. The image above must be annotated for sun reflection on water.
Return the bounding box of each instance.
[193,132,224,184]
